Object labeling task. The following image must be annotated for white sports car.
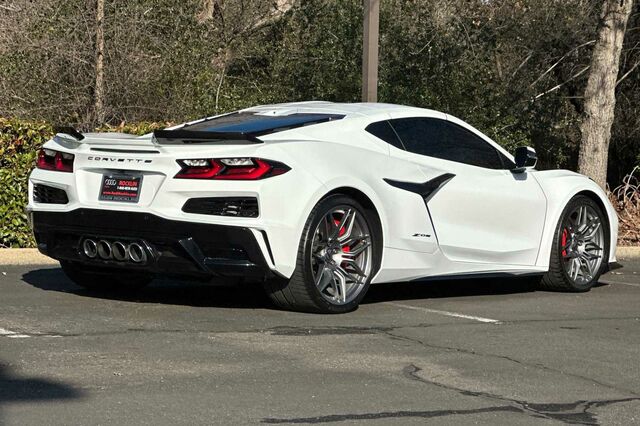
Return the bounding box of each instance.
[27,102,619,313]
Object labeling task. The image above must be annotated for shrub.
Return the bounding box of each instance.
[609,167,640,246]
[0,118,53,248]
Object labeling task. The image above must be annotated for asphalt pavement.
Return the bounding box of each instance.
[0,258,639,425]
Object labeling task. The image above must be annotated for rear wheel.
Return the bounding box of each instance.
[539,195,609,292]
[264,194,381,313]
[61,261,154,292]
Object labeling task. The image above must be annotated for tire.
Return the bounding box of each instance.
[61,260,154,292]
[539,195,609,292]
[264,194,382,313]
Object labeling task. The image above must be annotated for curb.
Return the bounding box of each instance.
[616,246,640,260]
[1,246,639,266]
[0,249,58,265]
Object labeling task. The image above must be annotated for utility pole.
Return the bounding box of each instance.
[94,0,106,124]
[362,0,380,102]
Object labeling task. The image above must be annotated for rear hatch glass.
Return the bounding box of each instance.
[182,112,344,136]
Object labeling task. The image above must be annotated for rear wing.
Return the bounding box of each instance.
[54,126,85,141]
[52,126,263,146]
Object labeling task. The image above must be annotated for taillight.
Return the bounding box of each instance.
[37,149,74,172]
[175,158,290,180]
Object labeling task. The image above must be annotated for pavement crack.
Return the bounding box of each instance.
[266,326,394,336]
[260,406,522,423]
[382,329,640,398]
[402,364,639,425]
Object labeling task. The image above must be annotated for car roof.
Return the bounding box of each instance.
[241,101,438,120]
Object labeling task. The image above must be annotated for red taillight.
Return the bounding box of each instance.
[37,149,74,172]
[175,158,290,180]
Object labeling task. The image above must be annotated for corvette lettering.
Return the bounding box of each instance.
[87,156,152,164]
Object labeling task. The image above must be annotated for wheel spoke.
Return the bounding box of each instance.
[341,258,367,277]
[571,258,580,280]
[580,217,601,240]
[578,206,587,229]
[582,251,601,261]
[335,264,360,283]
[579,256,594,280]
[343,240,371,258]
[332,270,347,303]
[324,213,338,241]
[336,209,356,242]
[314,263,331,291]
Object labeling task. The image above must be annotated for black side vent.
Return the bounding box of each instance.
[33,184,69,204]
[182,197,259,218]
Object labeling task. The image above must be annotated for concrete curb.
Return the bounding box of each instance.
[616,246,640,261]
[0,249,58,265]
[0,246,639,266]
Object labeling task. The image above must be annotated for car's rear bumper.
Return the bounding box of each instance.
[32,209,273,279]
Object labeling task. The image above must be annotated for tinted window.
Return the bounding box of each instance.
[183,112,345,136]
[389,118,505,169]
[365,121,404,150]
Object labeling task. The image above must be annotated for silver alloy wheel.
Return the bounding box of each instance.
[310,206,373,305]
[561,204,604,285]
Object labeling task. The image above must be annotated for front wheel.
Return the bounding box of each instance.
[539,195,609,292]
[264,194,381,313]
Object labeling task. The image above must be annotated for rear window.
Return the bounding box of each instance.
[183,112,344,136]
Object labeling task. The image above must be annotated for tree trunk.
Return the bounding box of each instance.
[578,0,634,189]
[94,0,105,125]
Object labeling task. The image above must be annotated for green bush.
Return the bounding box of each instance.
[0,119,164,248]
[0,118,53,248]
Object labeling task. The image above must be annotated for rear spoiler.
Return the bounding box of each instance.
[52,126,262,146]
[152,129,262,145]
[54,126,85,141]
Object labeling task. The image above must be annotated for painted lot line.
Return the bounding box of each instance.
[0,327,30,338]
[385,302,502,324]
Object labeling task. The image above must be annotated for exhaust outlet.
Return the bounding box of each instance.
[129,243,147,264]
[97,240,112,260]
[112,241,128,261]
[82,239,98,258]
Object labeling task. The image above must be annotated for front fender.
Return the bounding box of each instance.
[533,170,618,268]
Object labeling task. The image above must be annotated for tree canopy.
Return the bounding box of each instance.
[0,0,638,185]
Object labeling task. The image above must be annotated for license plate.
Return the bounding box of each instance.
[99,175,142,203]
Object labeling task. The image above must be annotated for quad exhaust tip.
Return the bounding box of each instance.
[97,240,112,260]
[82,239,98,258]
[82,239,147,264]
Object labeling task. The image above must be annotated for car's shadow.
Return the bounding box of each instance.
[20,266,565,310]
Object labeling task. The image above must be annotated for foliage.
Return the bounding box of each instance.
[0,118,53,247]
[96,121,174,136]
[609,167,640,246]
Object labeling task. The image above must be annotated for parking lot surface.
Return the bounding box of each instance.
[0,259,639,425]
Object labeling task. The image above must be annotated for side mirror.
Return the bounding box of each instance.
[512,146,537,173]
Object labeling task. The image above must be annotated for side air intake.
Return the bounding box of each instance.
[182,197,259,218]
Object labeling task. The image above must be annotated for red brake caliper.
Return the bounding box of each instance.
[561,228,568,257]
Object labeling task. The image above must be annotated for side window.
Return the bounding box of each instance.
[365,121,404,150]
[389,117,505,170]
[440,122,504,170]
